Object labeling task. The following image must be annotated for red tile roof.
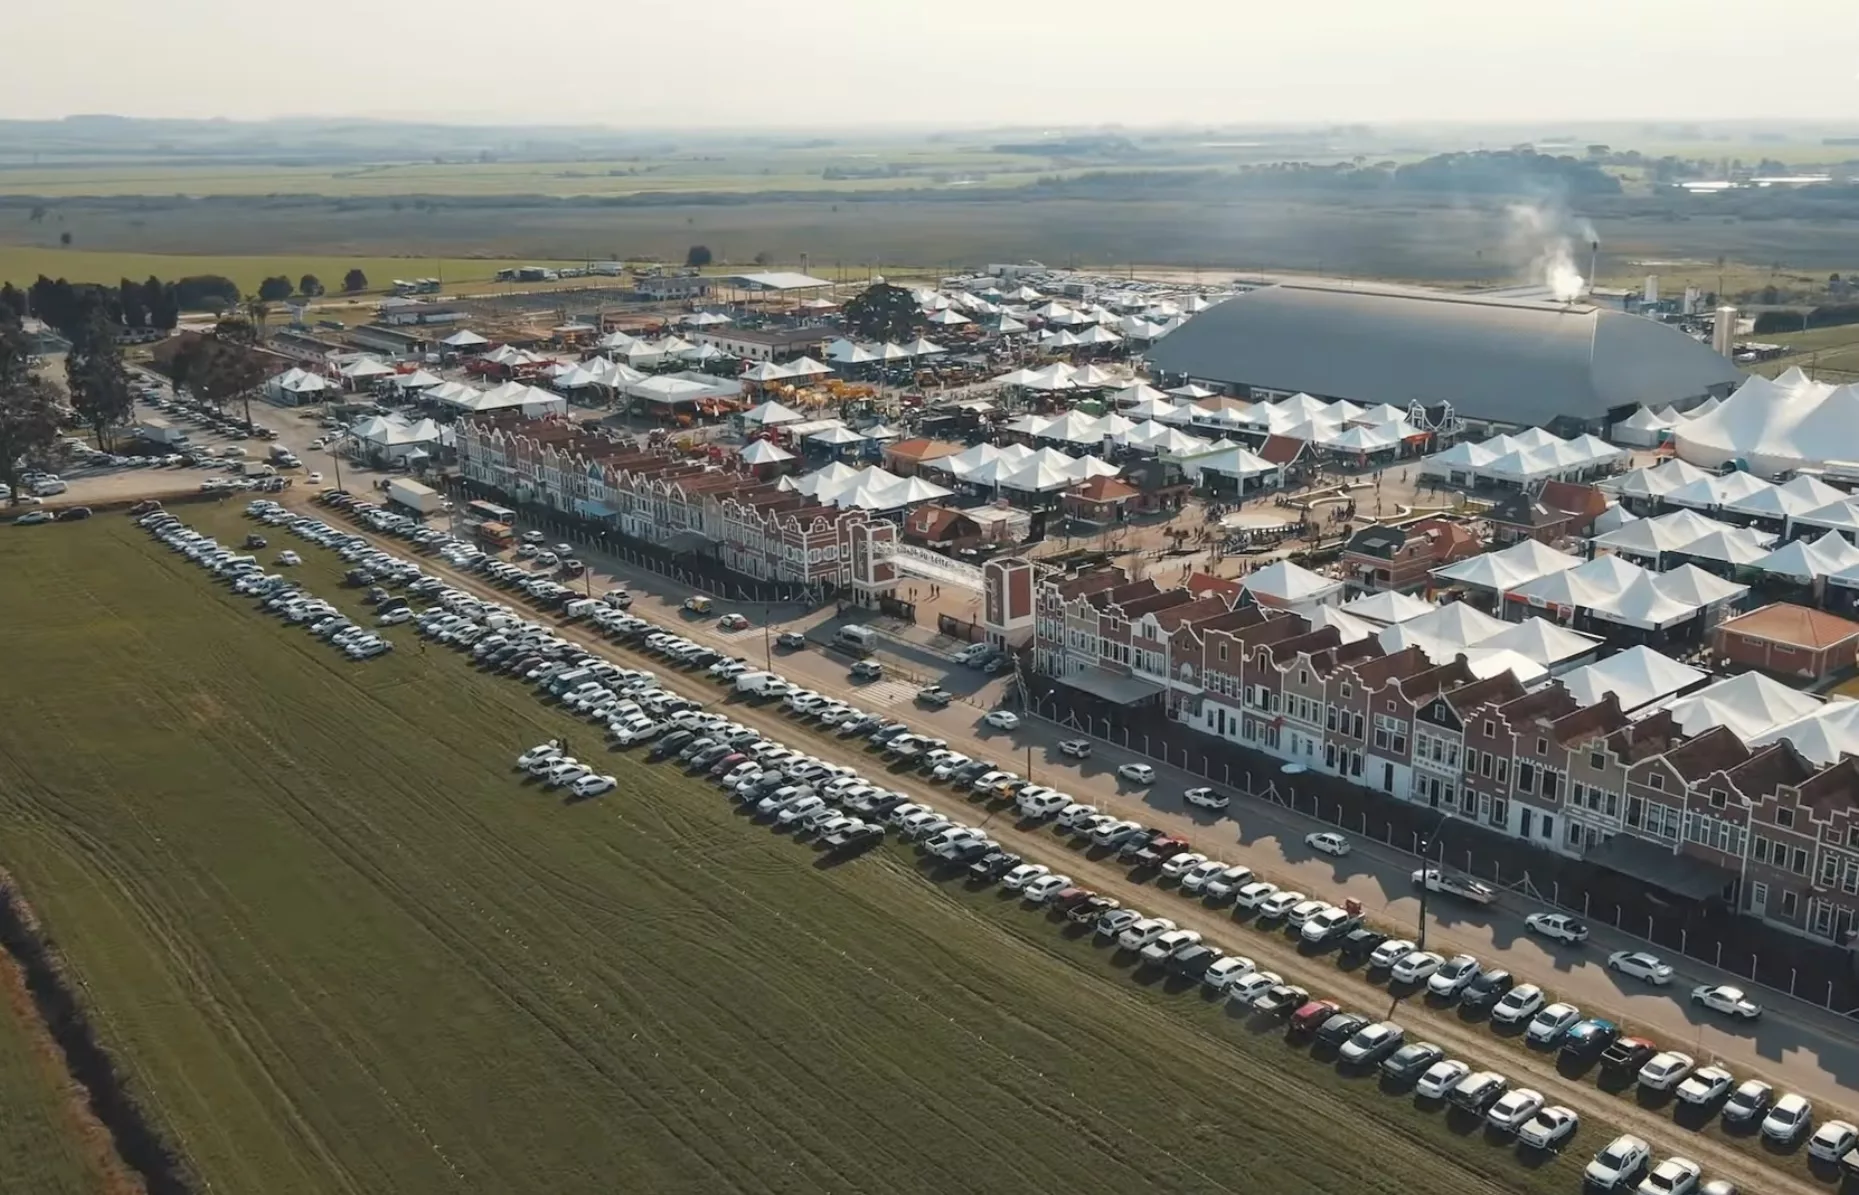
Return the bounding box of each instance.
[1718,603,1859,651]
[1186,573,1246,602]
[885,438,965,462]
[1257,435,1306,466]
[1071,475,1140,503]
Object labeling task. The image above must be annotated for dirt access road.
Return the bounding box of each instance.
[291,493,1831,1195]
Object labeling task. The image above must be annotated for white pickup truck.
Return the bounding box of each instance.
[1412,867,1496,905]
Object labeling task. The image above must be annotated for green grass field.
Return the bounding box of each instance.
[0,505,1586,1195]
[0,959,118,1195]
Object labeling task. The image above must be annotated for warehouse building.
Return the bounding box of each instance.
[1147,283,1741,435]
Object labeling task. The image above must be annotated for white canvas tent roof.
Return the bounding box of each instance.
[1664,470,1776,512]
[1305,606,1377,644]
[1591,508,1740,558]
[1432,538,1579,593]
[741,361,795,383]
[1654,563,1750,608]
[1749,699,1859,766]
[808,424,867,446]
[1560,645,1706,712]
[1243,559,1342,604]
[441,328,488,347]
[1662,672,1824,743]
[1586,574,1701,630]
[1339,590,1434,624]
[1752,531,1859,582]
[1676,369,1859,476]
[1671,526,1778,566]
[1398,601,1509,645]
[739,439,796,465]
[742,399,804,426]
[1479,617,1603,667]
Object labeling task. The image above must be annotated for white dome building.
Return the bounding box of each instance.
[1674,368,1859,477]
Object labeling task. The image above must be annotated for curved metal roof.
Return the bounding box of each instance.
[1149,283,1740,426]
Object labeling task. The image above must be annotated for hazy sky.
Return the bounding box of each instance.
[8,0,1858,127]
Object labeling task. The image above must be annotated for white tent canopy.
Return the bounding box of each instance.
[1561,646,1706,712]
[1432,538,1580,594]
[441,328,488,348]
[1662,672,1824,744]
[739,438,796,466]
[742,399,804,427]
[1676,368,1859,477]
[1339,590,1435,625]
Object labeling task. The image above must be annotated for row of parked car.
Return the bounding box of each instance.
[294,494,1831,1192]
[144,504,392,659]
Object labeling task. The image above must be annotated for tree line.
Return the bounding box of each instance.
[0,268,375,345]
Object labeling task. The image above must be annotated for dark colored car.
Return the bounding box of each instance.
[968,850,1020,881]
[1559,1017,1621,1061]
[1599,1035,1658,1072]
[1380,1042,1446,1084]
[1052,888,1098,914]
[1169,944,1223,980]
[868,723,910,744]
[56,506,94,521]
[1067,896,1119,924]
[1314,1012,1370,1048]
[947,840,995,865]
[1460,969,1515,1011]
[952,760,995,784]
[649,730,695,760]
[1339,927,1388,959]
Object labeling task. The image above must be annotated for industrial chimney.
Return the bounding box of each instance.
[1713,306,1739,357]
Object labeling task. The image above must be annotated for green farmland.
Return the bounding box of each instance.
[0,506,1577,1195]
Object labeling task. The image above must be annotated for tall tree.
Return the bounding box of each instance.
[65,307,132,450]
[299,273,324,297]
[241,297,271,344]
[256,275,294,302]
[841,282,919,343]
[342,268,368,293]
[0,316,62,506]
[685,245,713,268]
[194,319,268,430]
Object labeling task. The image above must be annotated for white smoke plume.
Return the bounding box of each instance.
[1506,202,1598,302]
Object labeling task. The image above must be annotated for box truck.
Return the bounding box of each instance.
[386,478,445,516]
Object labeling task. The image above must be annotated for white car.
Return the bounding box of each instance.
[1256,890,1305,920]
[1524,911,1589,944]
[1284,898,1329,928]
[1762,1093,1813,1143]
[1414,1058,1470,1100]
[570,774,617,798]
[982,709,1020,730]
[1584,1134,1651,1190]
[1391,950,1445,984]
[1178,859,1229,893]
[1636,1157,1699,1195]
[1637,1051,1696,1091]
[1140,929,1203,964]
[1368,938,1416,970]
[1486,1088,1545,1134]
[545,762,593,789]
[1690,984,1761,1020]
[777,795,827,826]
[1674,1066,1735,1106]
[1426,953,1481,998]
[1525,1003,1580,1045]
[1228,971,1280,1004]
[1021,874,1073,904]
[516,741,563,769]
[1607,950,1674,985]
[1055,804,1101,830]
[1201,865,1254,900]
[1000,863,1051,891]
[1116,763,1156,785]
[1304,831,1351,857]
[1516,1105,1579,1150]
[277,550,302,566]
[1489,984,1545,1025]
[1183,786,1229,810]
[1232,881,1279,910]
[1201,955,1256,992]
[1300,906,1356,943]
[1116,917,1177,952]
[1809,1120,1859,1162]
[1159,851,1209,880]
[1016,789,1070,819]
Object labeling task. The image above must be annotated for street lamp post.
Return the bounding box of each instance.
[1415,811,1454,953]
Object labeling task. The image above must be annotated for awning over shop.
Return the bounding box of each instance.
[1053,668,1166,705]
[1584,834,1735,901]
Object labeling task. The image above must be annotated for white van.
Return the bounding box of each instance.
[836,624,877,652]
[734,671,777,695]
[30,478,67,496]
[563,598,600,620]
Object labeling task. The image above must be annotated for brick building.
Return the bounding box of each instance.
[1341,518,1481,594]
[1713,603,1859,682]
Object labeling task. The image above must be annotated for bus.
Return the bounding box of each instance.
[466,499,517,525]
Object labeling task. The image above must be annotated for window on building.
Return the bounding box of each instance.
[1496,759,1509,785]
[1820,855,1840,887]
[1218,643,1227,661]
[1516,762,1534,793]
[1542,771,1561,800]
[1481,751,1495,778]
[1353,713,1365,738]
[1626,795,1643,827]
[1340,684,1353,699]
[1604,792,1619,817]
[1299,669,1309,685]
[1844,860,1859,896]
[1567,820,1583,846]
[1753,836,1771,864]
[1571,781,1587,808]
[1536,737,1548,756]
[1649,772,1664,791]
[1792,847,1810,876]
[1777,807,1796,829]
[1849,826,1859,849]
[1710,789,1727,809]
[1590,750,1605,770]
[1781,890,1799,918]
[1483,720,1495,737]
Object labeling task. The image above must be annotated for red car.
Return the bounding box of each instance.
[1290,999,1341,1035]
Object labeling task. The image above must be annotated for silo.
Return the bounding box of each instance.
[1713,306,1738,357]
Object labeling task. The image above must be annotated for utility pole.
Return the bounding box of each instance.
[1415,811,1452,952]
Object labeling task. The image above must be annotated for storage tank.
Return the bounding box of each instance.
[1713,306,1738,357]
